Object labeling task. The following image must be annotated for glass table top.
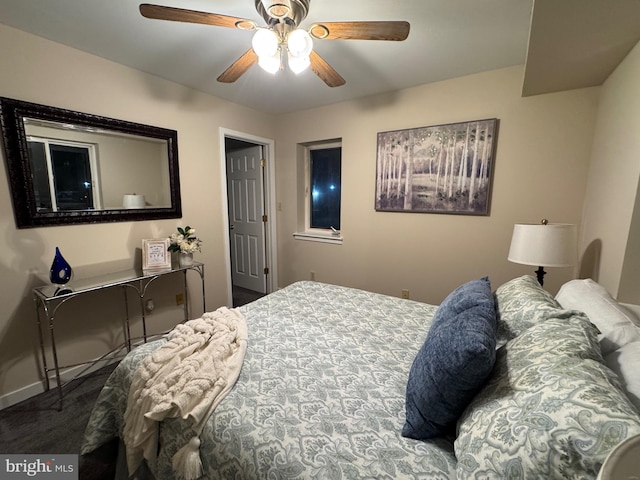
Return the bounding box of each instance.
[33,262,203,301]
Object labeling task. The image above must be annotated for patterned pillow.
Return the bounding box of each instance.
[402,277,497,440]
[494,275,564,343]
[455,314,640,479]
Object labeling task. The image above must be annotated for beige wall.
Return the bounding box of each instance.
[274,66,599,305]
[0,24,275,406]
[581,40,640,301]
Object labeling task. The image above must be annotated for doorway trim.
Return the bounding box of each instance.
[219,127,278,306]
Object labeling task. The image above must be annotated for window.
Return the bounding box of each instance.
[27,137,101,212]
[310,145,341,230]
[295,140,342,244]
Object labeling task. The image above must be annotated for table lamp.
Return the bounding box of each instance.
[507,219,577,286]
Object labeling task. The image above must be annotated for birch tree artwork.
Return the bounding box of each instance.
[375,118,498,215]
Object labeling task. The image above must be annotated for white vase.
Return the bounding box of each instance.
[179,252,194,267]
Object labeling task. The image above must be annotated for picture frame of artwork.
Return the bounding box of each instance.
[375,118,498,215]
[142,238,171,270]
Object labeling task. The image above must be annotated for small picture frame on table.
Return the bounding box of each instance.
[142,238,171,270]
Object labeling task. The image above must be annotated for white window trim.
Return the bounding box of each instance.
[293,230,343,245]
[27,136,102,211]
[294,140,343,244]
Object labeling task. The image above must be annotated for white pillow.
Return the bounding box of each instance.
[555,278,640,355]
[604,341,640,412]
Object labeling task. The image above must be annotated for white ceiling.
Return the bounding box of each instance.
[0,0,639,115]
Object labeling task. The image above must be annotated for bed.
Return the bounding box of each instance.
[81,276,640,479]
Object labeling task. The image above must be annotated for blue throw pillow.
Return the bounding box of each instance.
[402,277,497,440]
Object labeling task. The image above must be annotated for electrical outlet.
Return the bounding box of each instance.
[310,271,316,281]
[401,289,410,300]
[176,293,184,305]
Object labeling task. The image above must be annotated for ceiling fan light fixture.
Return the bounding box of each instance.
[268,4,290,18]
[287,28,313,58]
[258,50,282,74]
[252,28,280,58]
[140,0,408,87]
[288,52,310,74]
[260,0,291,19]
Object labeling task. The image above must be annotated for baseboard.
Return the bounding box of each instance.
[0,356,119,411]
[0,335,167,411]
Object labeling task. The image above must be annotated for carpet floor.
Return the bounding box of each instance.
[0,363,119,479]
[233,285,266,307]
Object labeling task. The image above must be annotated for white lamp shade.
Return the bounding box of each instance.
[257,51,281,73]
[123,194,145,209]
[287,29,313,58]
[508,223,577,267]
[288,53,310,74]
[252,29,279,58]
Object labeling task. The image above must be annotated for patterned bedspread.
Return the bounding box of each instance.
[82,281,457,479]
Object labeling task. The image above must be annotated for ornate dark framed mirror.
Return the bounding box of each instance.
[0,96,181,228]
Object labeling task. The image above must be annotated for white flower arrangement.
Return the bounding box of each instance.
[168,226,202,254]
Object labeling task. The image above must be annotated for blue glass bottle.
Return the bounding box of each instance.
[49,247,73,285]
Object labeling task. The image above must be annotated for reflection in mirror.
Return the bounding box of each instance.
[0,97,181,228]
[24,118,171,212]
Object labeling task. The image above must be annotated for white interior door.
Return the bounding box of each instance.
[226,145,267,293]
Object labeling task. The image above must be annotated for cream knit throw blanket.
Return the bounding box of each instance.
[122,307,248,480]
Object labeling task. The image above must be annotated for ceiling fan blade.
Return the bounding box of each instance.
[309,21,410,41]
[140,4,257,30]
[309,51,345,87]
[217,49,259,83]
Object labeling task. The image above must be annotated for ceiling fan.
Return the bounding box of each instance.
[139,0,410,87]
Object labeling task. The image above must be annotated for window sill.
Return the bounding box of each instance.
[293,231,343,245]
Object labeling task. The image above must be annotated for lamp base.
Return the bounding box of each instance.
[535,266,546,286]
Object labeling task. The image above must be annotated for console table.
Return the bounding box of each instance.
[32,262,205,405]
